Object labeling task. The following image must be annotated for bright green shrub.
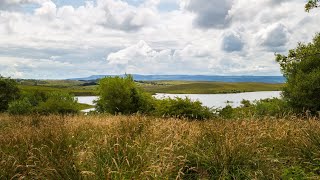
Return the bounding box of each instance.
[219,105,234,119]
[155,97,213,120]
[0,76,20,112]
[23,90,48,107]
[95,75,155,114]
[8,98,33,115]
[35,92,79,115]
[7,91,79,115]
[255,98,290,117]
[218,98,291,119]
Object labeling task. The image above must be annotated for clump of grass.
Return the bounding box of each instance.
[0,114,320,179]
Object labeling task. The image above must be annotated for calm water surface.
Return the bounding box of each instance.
[77,91,281,110]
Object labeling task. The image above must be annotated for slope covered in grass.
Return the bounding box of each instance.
[141,81,283,94]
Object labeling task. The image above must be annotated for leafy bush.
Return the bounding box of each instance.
[219,105,234,119]
[35,92,79,115]
[0,76,20,112]
[8,98,33,115]
[218,98,291,119]
[8,91,79,115]
[255,98,290,117]
[240,99,251,108]
[23,90,48,107]
[95,75,155,114]
[154,97,213,120]
[276,33,320,113]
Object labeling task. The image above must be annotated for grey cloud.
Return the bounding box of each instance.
[98,2,156,32]
[268,0,293,6]
[0,0,44,10]
[184,0,233,29]
[261,23,289,51]
[222,32,244,52]
[101,11,142,32]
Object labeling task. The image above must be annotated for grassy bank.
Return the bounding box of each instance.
[19,85,98,96]
[1,114,319,179]
[139,81,283,94]
[19,81,284,96]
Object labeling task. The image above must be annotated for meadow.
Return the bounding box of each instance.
[1,114,320,179]
[140,81,283,94]
[18,79,284,96]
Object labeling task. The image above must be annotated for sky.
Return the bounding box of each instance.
[0,0,319,79]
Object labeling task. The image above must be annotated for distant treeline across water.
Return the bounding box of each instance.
[71,75,285,84]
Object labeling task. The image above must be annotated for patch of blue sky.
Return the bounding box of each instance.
[124,0,145,6]
[53,0,96,7]
[157,1,179,12]
[21,4,41,14]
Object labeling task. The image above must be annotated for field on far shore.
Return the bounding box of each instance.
[139,81,283,94]
[18,79,284,96]
[1,114,319,179]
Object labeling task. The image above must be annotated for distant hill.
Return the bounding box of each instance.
[69,75,285,83]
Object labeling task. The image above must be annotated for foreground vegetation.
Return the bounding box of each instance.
[1,114,320,179]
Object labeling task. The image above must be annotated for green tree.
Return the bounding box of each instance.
[95,75,154,114]
[305,0,319,12]
[0,76,20,112]
[276,33,320,112]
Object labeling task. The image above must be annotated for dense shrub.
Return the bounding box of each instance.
[8,91,79,115]
[219,105,234,119]
[154,97,213,120]
[218,98,291,119]
[24,90,48,107]
[276,33,320,113]
[95,75,155,114]
[255,98,290,117]
[0,76,20,112]
[8,98,33,115]
[35,92,79,115]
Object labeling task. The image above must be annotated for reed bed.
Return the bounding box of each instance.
[0,114,319,179]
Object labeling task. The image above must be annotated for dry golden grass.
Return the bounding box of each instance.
[0,114,320,179]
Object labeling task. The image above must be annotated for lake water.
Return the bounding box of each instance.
[77,91,281,110]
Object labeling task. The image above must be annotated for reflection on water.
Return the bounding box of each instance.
[77,91,281,111]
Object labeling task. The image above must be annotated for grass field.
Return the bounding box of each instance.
[18,80,284,96]
[1,114,319,179]
[19,85,98,96]
[140,81,284,94]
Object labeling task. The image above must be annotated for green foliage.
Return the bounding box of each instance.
[35,92,79,115]
[0,76,20,112]
[282,166,307,180]
[219,105,234,119]
[155,97,213,120]
[305,0,319,12]
[96,75,154,114]
[8,91,79,115]
[240,99,251,107]
[276,33,320,113]
[218,98,291,119]
[8,98,33,115]
[255,98,290,117]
